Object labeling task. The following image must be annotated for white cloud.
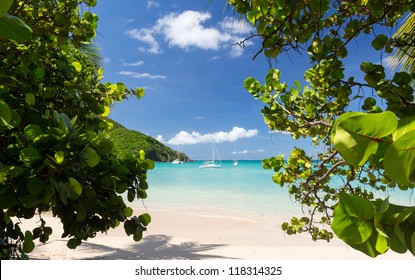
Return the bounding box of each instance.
[125,11,253,57]
[122,60,144,67]
[234,149,248,154]
[125,28,162,54]
[382,55,395,70]
[103,57,111,64]
[158,11,231,50]
[155,134,165,142]
[167,127,259,145]
[118,71,166,79]
[147,1,160,9]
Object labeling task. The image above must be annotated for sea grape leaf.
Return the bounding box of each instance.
[24,124,42,140]
[371,34,388,51]
[0,13,32,41]
[139,213,151,226]
[0,99,11,127]
[71,61,82,72]
[331,192,375,244]
[393,116,415,141]
[19,147,41,166]
[384,130,415,186]
[22,231,35,253]
[0,0,14,16]
[347,230,383,258]
[54,151,65,164]
[81,147,99,167]
[69,177,82,195]
[333,112,397,168]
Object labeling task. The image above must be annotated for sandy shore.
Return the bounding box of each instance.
[21,208,412,260]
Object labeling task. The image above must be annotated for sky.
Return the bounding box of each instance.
[91,0,393,160]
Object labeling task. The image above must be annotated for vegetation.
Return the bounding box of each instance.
[229,0,415,257]
[0,0,152,259]
[109,120,191,162]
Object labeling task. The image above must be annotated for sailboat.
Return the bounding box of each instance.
[172,146,183,164]
[199,143,222,168]
[233,147,239,166]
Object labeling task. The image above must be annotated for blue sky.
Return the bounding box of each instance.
[92,0,391,160]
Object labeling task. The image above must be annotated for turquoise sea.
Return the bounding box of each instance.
[134,160,414,222]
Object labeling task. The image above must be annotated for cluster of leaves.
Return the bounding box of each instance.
[1,0,153,259]
[229,0,415,257]
[109,120,191,162]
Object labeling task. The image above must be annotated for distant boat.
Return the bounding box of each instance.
[233,146,239,166]
[172,146,183,164]
[199,143,222,168]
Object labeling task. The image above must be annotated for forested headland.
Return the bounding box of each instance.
[109,120,191,162]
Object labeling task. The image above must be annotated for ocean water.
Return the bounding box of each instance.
[132,160,414,222]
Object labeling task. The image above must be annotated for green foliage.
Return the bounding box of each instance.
[0,0,153,259]
[332,193,415,257]
[229,0,415,257]
[0,0,32,41]
[109,120,191,162]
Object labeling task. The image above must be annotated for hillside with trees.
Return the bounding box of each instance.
[109,120,191,162]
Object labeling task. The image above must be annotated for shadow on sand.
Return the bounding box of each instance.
[81,235,236,260]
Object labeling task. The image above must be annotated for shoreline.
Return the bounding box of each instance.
[22,208,413,260]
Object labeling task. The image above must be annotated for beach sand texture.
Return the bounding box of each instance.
[22,208,412,260]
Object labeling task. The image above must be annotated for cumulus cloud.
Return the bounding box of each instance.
[155,134,165,142]
[167,127,259,145]
[125,11,253,57]
[125,28,162,54]
[118,71,166,80]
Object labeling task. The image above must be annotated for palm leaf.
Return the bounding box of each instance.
[390,13,415,80]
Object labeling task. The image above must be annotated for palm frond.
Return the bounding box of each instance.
[390,13,415,76]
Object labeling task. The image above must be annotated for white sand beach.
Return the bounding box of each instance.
[21,208,413,260]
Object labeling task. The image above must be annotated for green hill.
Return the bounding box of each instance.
[108,120,191,162]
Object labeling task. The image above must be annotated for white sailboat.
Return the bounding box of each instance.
[172,146,183,164]
[233,147,239,166]
[199,143,222,168]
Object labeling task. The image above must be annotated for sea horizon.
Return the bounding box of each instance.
[131,160,414,224]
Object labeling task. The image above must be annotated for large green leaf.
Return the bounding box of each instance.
[333,112,397,168]
[0,0,13,16]
[393,116,415,140]
[19,147,41,166]
[24,124,42,140]
[81,147,99,167]
[331,193,375,244]
[0,99,12,127]
[0,13,32,41]
[384,130,415,185]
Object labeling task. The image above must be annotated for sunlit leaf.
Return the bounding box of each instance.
[0,99,11,127]
[24,124,42,140]
[54,151,64,164]
[69,178,82,195]
[331,193,375,244]
[71,61,82,72]
[333,112,397,168]
[384,130,415,185]
[81,147,99,167]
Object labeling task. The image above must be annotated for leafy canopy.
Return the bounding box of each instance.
[229,0,415,257]
[1,0,153,259]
